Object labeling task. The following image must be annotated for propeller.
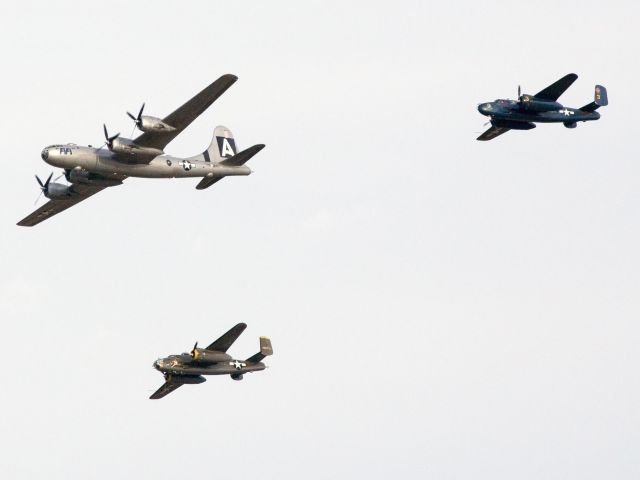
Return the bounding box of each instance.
[34,172,54,205]
[518,85,521,98]
[103,124,120,150]
[127,103,145,132]
[190,341,198,357]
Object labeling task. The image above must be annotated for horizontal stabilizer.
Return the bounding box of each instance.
[246,336,273,364]
[219,144,265,167]
[195,176,223,190]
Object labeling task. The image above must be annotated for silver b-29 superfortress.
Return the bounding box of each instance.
[18,74,264,227]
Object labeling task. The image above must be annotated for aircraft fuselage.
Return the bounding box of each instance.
[41,144,251,180]
[153,355,266,377]
[478,99,600,125]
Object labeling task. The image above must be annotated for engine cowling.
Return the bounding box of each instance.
[139,116,176,133]
[45,182,73,200]
[191,348,232,365]
[520,95,562,113]
[231,373,244,381]
[110,137,164,158]
[564,121,577,129]
[67,169,123,187]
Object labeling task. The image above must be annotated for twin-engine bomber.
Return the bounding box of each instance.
[150,323,273,400]
[477,73,608,141]
[18,74,265,227]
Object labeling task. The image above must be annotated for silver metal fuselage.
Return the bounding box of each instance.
[42,144,251,180]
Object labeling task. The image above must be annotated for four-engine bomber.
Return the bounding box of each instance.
[18,74,265,227]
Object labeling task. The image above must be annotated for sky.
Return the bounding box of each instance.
[0,0,639,478]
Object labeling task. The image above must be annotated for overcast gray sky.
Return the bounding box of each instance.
[1,0,639,478]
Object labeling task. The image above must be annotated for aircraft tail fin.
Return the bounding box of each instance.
[194,125,238,163]
[246,336,273,364]
[190,126,264,167]
[580,85,608,112]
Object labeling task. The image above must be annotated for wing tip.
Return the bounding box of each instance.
[220,73,239,84]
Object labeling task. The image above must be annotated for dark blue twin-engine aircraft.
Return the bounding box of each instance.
[477,73,608,141]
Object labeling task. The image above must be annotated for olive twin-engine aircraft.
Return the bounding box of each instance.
[150,323,273,400]
[18,74,265,227]
[477,73,608,141]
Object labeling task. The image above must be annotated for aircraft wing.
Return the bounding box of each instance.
[477,125,510,141]
[133,74,238,152]
[534,73,578,101]
[17,183,112,227]
[150,379,183,400]
[206,323,247,352]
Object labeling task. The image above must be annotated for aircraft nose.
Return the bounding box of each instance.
[41,148,49,161]
[478,104,488,115]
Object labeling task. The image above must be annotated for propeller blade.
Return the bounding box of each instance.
[126,111,136,121]
[44,172,53,188]
[137,102,145,120]
[518,85,521,98]
[103,124,120,147]
[35,175,44,188]
[34,189,43,205]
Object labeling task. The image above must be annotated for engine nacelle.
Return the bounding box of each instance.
[45,182,73,200]
[110,137,164,158]
[520,95,562,113]
[231,373,244,381]
[67,169,123,187]
[172,375,206,385]
[564,121,577,129]
[139,116,176,133]
[191,348,232,365]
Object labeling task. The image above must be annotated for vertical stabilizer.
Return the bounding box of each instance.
[246,336,273,363]
[189,125,237,164]
[208,126,237,163]
[580,85,608,112]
